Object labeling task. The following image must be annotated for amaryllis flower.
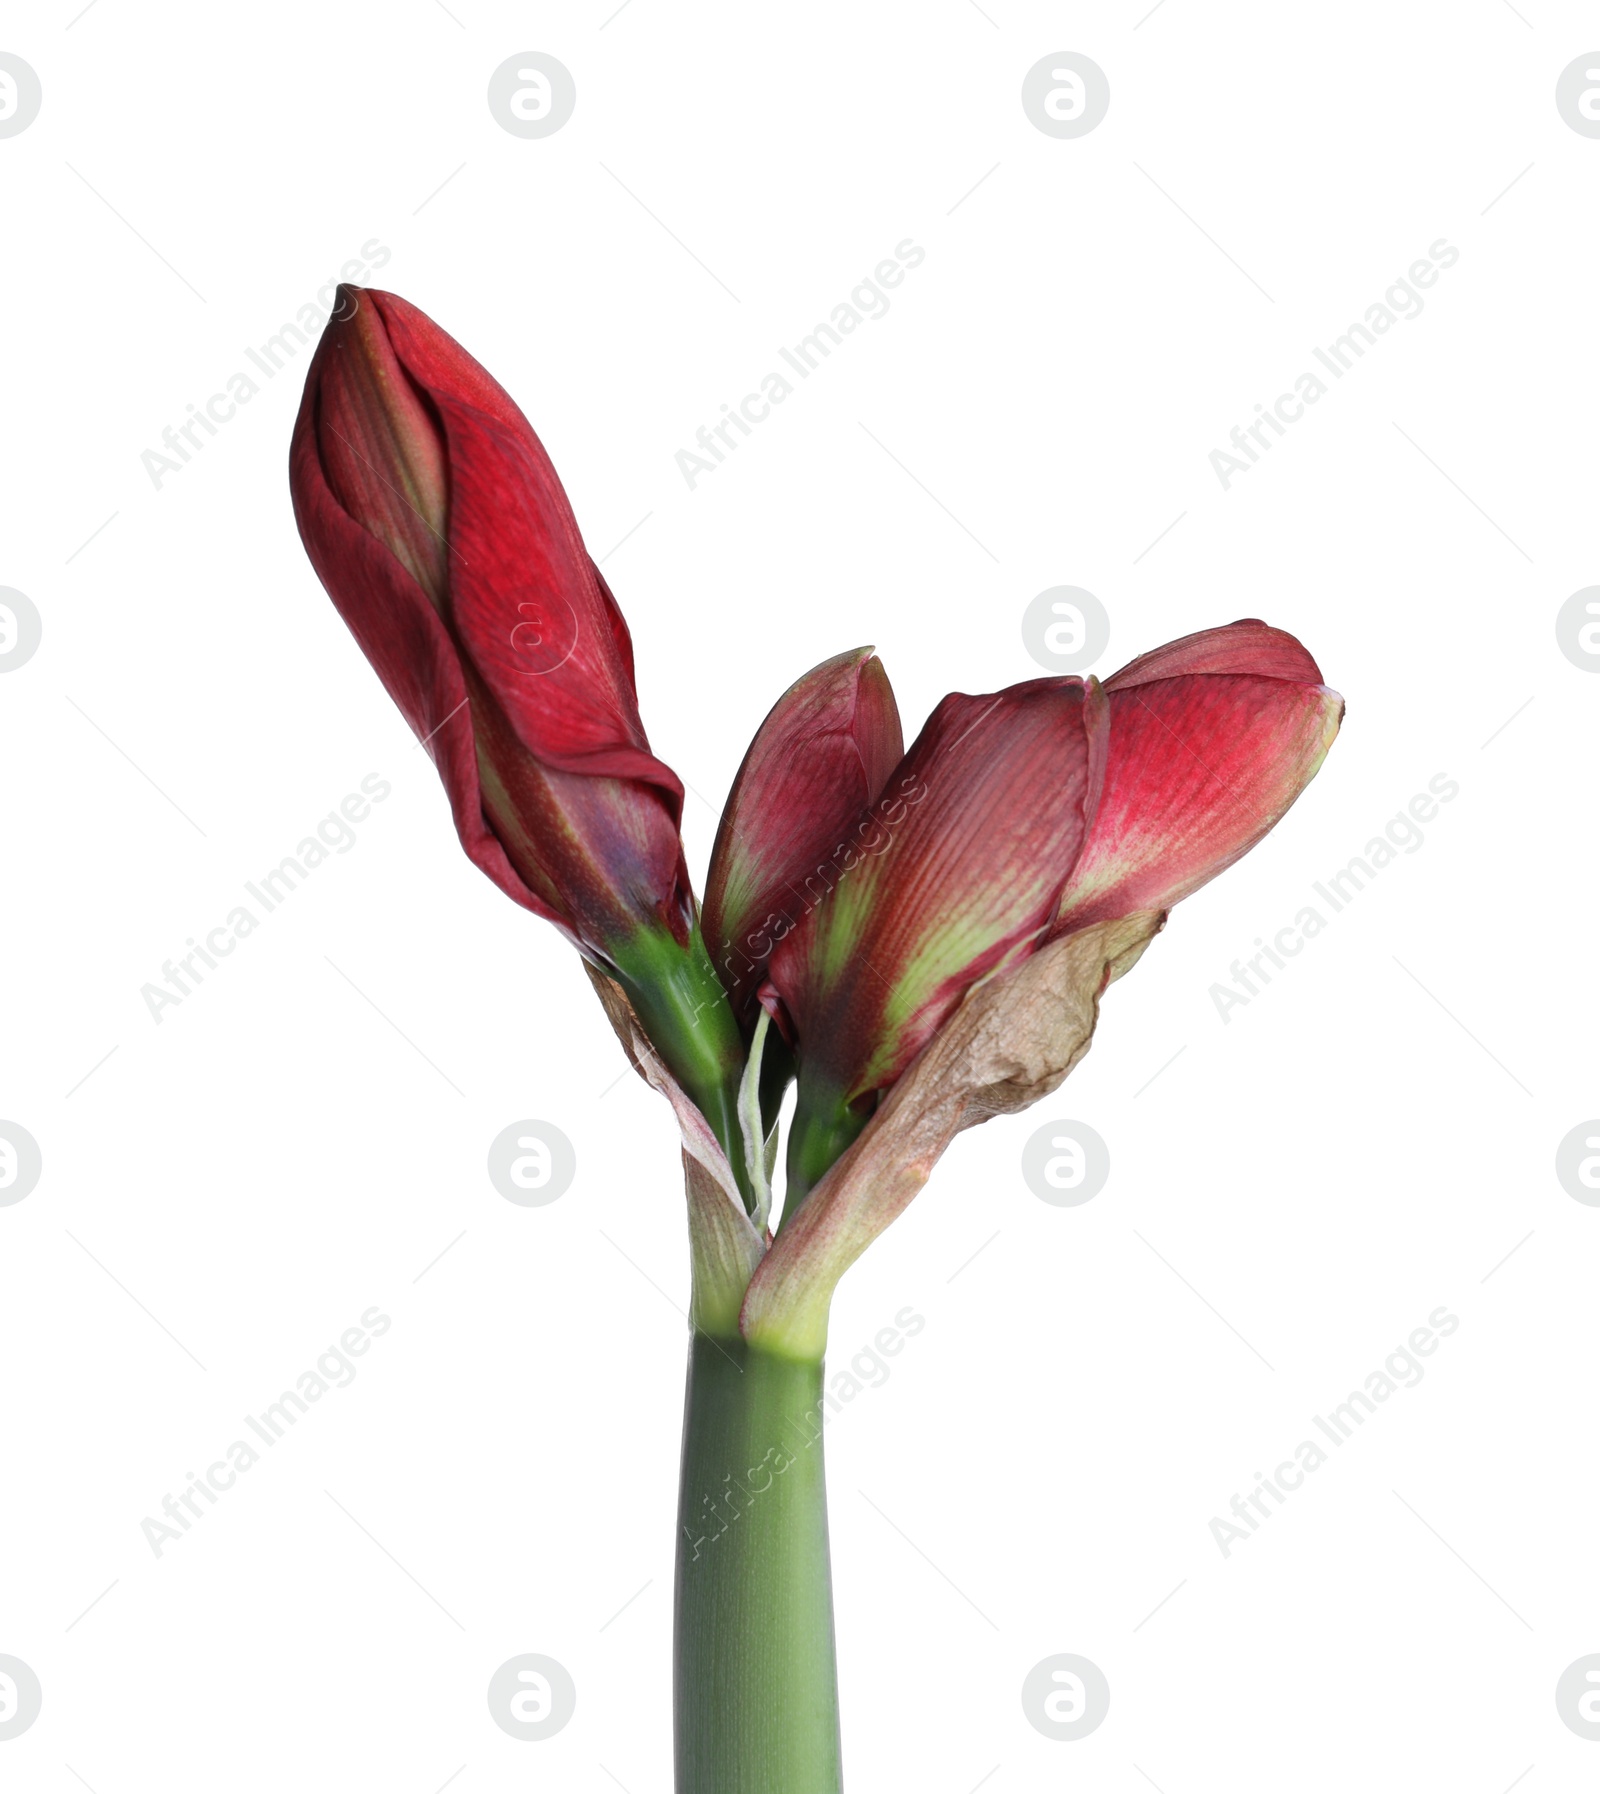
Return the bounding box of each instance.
[293,282,1350,1794]
[763,621,1342,1201]
[289,287,747,1151]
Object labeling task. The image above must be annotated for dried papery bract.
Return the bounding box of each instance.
[744,911,1164,1358]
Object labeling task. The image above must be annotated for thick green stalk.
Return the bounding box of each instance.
[675,1332,842,1794]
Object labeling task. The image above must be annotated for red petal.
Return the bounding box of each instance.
[767,677,1105,1103]
[1055,658,1341,932]
[1106,617,1325,688]
[703,649,903,1017]
[373,292,676,805]
[290,360,549,922]
[312,291,451,610]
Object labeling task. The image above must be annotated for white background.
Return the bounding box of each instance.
[2,4,1596,1790]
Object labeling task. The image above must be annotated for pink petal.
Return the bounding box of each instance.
[1055,655,1341,932]
[1106,617,1326,688]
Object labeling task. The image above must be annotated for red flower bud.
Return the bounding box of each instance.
[289,286,693,966]
[291,288,756,1187]
[765,676,1106,1190]
[702,648,903,1024]
[768,621,1340,1200]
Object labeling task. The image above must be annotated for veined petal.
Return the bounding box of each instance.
[1103,616,1325,687]
[312,290,450,610]
[767,676,1106,1110]
[703,648,903,1019]
[290,334,543,924]
[374,292,690,932]
[1055,621,1342,932]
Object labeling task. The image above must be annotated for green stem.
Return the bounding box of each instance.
[675,1332,842,1794]
[782,1073,870,1222]
[610,920,754,1207]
